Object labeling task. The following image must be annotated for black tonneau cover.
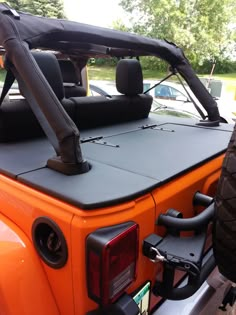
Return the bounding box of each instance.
[0,115,233,209]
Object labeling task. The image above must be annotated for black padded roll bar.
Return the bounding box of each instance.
[0,3,220,123]
[4,40,89,175]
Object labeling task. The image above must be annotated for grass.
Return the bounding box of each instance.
[88,65,166,81]
[201,73,236,83]
[0,69,5,81]
[88,66,116,81]
[2,65,236,82]
[1,66,235,98]
[88,65,236,82]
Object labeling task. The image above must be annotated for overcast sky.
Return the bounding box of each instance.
[63,0,126,27]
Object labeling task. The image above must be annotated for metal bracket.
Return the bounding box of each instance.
[219,286,236,311]
[143,233,204,276]
[3,8,20,19]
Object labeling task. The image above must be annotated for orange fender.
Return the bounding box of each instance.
[0,56,3,68]
[0,214,59,315]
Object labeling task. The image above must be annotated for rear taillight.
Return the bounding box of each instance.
[86,221,139,305]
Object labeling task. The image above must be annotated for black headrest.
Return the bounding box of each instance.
[32,51,64,101]
[58,59,80,83]
[116,59,143,96]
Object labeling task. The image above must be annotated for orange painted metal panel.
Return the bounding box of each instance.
[0,176,75,315]
[0,56,3,68]
[0,213,59,315]
[152,155,224,221]
[0,153,225,314]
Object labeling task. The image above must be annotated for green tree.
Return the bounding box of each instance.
[119,0,236,68]
[3,0,22,10]
[112,19,131,32]
[1,0,65,18]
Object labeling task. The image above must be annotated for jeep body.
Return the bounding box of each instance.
[0,4,234,315]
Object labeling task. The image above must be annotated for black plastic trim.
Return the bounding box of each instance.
[32,216,68,269]
[193,192,214,207]
[157,203,214,231]
[86,293,139,315]
[152,254,216,300]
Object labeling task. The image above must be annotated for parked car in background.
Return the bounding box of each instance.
[144,80,236,124]
[89,80,200,121]
[89,80,121,97]
[90,80,236,123]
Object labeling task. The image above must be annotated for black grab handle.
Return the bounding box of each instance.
[157,203,214,231]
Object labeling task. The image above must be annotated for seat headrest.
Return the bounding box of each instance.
[58,59,80,84]
[116,59,143,96]
[32,51,64,101]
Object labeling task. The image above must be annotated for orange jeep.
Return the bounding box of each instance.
[0,3,235,315]
[0,56,3,68]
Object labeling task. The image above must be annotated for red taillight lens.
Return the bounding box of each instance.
[86,222,139,305]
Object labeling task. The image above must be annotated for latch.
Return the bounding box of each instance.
[140,124,175,132]
[152,126,175,132]
[140,124,157,129]
[81,136,103,143]
[143,232,204,277]
[81,136,119,148]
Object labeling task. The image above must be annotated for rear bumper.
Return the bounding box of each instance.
[87,248,231,315]
[87,267,231,315]
[153,267,231,315]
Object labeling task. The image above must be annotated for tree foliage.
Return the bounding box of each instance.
[2,0,65,18]
[119,0,236,68]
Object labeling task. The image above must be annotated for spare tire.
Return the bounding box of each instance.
[213,125,236,282]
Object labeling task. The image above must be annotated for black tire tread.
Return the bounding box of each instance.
[213,124,236,282]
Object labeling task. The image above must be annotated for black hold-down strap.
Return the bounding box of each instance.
[176,72,206,120]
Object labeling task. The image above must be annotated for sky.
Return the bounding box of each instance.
[63,0,127,27]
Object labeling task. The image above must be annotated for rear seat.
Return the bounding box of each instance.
[30,52,76,120]
[0,52,76,141]
[70,59,153,129]
[58,59,87,98]
[0,99,43,141]
[0,53,152,141]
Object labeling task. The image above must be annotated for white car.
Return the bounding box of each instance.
[144,80,236,124]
